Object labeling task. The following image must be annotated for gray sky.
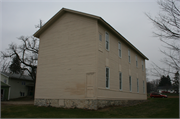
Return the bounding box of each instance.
[1,0,166,80]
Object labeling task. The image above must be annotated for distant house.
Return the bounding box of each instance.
[1,72,34,100]
[157,86,176,94]
[1,81,10,101]
[33,8,149,109]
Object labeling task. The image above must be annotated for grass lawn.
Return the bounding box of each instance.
[1,98,179,118]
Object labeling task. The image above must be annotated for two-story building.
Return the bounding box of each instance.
[34,8,149,109]
[1,72,34,100]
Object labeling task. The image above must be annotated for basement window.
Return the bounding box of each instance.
[106,67,110,88]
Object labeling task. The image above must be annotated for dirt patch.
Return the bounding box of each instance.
[1,101,34,105]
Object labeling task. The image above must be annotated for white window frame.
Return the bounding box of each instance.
[137,78,139,93]
[119,72,122,90]
[128,49,131,63]
[136,55,138,67]
[105,32,110,51]
[129,76,132,92]
[118,42,122,58]
[106,67,110,89]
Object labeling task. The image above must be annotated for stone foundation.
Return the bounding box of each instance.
[34,98,146,110]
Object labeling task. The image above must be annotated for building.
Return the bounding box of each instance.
[1,72,34,100]
[157,86,176,94]
[33,8,149,109]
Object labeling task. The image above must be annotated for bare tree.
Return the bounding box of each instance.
[1,20,43,98]
[146,0,180,76]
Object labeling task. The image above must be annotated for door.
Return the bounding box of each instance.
[86,72,95,98]
[1,89,4,101]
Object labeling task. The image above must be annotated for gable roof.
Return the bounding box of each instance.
[1,72,33,81]
[33,8,148,60]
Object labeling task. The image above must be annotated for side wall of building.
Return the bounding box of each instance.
[35,12,98,101]
[9,79,33,99]
[97,23,147,100]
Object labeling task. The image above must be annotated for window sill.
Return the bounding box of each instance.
[105,49,110,52]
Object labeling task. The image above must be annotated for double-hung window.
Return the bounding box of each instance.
[105,32,109,50]
[136,55,138,67]
[137,78,139,92]
[106,67,110,88]
[129,76,132,91]
[22,81,26,85]
[119,72,122,90]
[128,49,131,63]
[118,42,121,58]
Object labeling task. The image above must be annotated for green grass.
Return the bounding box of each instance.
[161,93,179,96]
[1,98,179,118]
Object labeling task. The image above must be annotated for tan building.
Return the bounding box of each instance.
[34,8,149,109]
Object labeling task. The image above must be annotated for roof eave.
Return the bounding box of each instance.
[33,8,149,60]
[33,8,100,38]
[98,18,149,60]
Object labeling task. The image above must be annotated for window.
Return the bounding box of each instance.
[137,78,139,92]
[136,55,138,67]
[142,60,144,71]
[128,49,131,63]
[105,32,109,50]
[99,33,102,41]
[22,81,26,85]
[118,42,121,58]
[143,80,145,93]
[20,92,25,96]
[4,79,7,84]
[129,76,132,91]
[119,72,122,90]
[106,67,110,88]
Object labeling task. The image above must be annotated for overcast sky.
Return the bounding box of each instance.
[1,0,167,80]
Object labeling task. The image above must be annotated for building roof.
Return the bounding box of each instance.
[1,72,33,81]
[33,8,148,60]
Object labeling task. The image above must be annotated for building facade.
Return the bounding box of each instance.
[1,72,34,100]
[34,8,148,109]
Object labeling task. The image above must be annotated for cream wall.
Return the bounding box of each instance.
[35,12,98,99]
[97,23,147,100]
[35,11,147,100]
